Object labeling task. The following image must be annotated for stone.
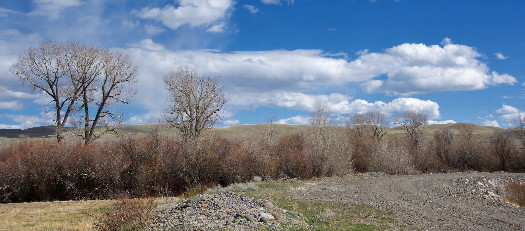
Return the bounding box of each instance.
[259,213,275,222]
[263,201,275,209]
[285,210,301,216]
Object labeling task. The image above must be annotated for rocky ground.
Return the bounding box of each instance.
[149,172,524,230]
[147,191,306,230]
[296,171,525,230]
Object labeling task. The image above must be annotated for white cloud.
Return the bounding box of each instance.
[496,104,519,114]
[230,90,441,119]
[361,41,517,95]
[136,0,234,30]
[495,104,524,127]
[30,0,84,20]
[206,22,226,33]
[495,52,508,60]
[243,4,259,14]
[145,25,166,35]
[125,40,513,100]
[489,71,517,85]
[483,120,500,128]
[128,111,163,125]
[261,0,294,5]
[3,114,52,129]
[276,116,310,125]
[0,7,22,17]
[0,101,23,110]
[222,119,240,126]
[128,39,165,51]
[261,0,282,5]
[428,120,456,125]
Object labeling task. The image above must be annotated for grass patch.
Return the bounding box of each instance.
[0,199,114,231]
[234,179,404,231]
[0,197,180,231]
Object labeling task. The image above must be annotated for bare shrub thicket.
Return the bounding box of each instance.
[347,112,387,172]
[306,105,352,176]
[369,136,414,175]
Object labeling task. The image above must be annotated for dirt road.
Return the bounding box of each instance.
[294,172,525,230]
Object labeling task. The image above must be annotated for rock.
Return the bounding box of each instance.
[190,196,203,203]
[285,210,301,216]
[259,213,275,222]
[271,211,281,220]
[147,191,306,230]
[243,214,255,222]
[263,201,275,209]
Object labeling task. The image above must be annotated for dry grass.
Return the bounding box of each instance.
[0,199,114,231]
[0,197,180,231]
[501,182,525,207]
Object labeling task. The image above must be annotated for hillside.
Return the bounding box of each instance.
[0,122,510,141]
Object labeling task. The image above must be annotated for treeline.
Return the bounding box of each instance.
[0,122,524,203]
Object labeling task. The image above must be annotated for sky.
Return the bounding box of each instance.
[0,0,524,129]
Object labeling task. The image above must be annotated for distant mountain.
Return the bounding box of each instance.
[0,126,57,138]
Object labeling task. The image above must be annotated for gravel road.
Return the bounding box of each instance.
[294,172,525,230]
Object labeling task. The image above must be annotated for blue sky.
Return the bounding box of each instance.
[0,0,524,129]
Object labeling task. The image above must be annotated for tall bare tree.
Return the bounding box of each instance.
[11,42,83,142]
[400,110,428,149]
[79,49,138,144]
[164,66,226,141]
[11,42,138,144]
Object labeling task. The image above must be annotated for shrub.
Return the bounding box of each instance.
[369,137,414,175]
[94,197,155,231]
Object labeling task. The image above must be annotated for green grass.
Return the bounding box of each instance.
[234,179,408,231]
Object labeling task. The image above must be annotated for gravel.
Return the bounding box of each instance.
[147,191,306,230]
[295,171,525,230]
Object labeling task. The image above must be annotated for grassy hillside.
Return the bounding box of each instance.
[0,122,508,142]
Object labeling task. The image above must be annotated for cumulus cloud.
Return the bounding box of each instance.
[243,4,259,14]
[496,104,519,114]
[136,0,233,30]
[128,39,165,51]
[276,115,310,125]
[495,104,523,126]
[222,119,240,126]
[128,111,163,125]
[30,0,84,20]
[495,52,508,60]
[2,114,52,129]
[482,120,500,128]
[361,41,517,95]
[230,91,441,119]
[428,120,456,125]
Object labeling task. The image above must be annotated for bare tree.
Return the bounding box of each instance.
[513,112,525,128]
[11,42,138,144]
[401,111,428,149]
[310,104,331,127]
[348,112,387,142]
[164,66,226,141]
[80,49,138,144]
[11,42,83,142]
